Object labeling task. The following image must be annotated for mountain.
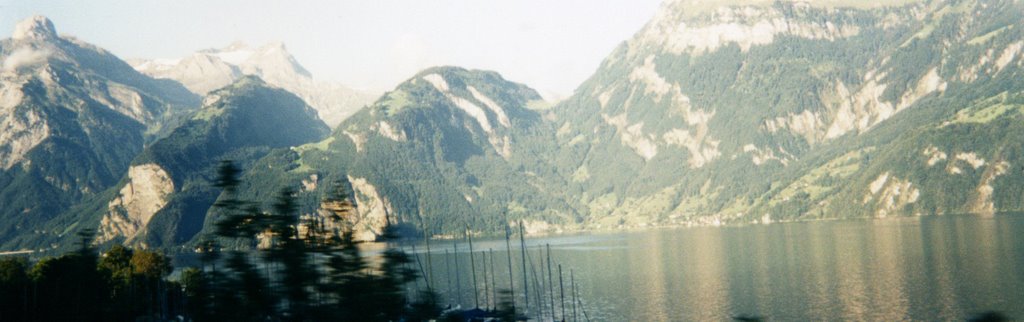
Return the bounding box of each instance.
[130,42,377,127]
[8,0,1024,250]
[239,0,1024,239]
[0,16,199,250]
[234,67,571,240]
[546,0,1024,226]
[94,76,329,247]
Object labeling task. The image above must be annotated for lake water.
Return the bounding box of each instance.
[412,215,1024,321]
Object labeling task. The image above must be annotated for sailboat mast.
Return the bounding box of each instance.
[547,244,555,321]
[529,248,544,318]
[444,249,452,303]
[410,243,430,292]
[519,221,530,316]
[559,264,566,321]
[489,248,497,311]
[578,278,592,322]
[453,240,462,305]
[423,222,433,292]
[466,225,479,308]
[571,269,577,322]
[481,250,490,311]
[504,222,516,314]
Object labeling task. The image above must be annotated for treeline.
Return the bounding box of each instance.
[0,160,452,321]
[0,235,174,321]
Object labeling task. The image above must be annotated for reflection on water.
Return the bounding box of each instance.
[414,215,1024,321]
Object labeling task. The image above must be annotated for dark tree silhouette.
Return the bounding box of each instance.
[2,160,443,321]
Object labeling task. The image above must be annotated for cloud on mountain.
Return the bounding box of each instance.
[2,46,51,72]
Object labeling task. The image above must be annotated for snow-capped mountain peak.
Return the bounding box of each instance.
[130,42,376,126]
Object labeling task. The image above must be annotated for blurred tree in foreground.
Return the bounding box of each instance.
[186,160,441,321]
[0,160,441,321]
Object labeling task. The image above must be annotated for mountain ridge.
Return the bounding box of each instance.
[116,0,1024,245]
[253,0,1024,237]
[130,41,377,127]
[0,15,200,250]
[226,66,574,242]
[546,0,1024,227]
[96,75,330,247]
[3,1,1024,250]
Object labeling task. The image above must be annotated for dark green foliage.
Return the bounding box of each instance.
[28,251,107,320]
[223,251,275,320]
[0,239,191,321]
[263,186,318,319]
[0,159,444,321]
[189,159,442,321]
[319,231,373,318]
[213,160,241,193]
[94,244,174,320]
[179,267,211,319]
[0,257,30,321]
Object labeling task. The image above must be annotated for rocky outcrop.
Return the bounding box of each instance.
[97,164,174,244]
[346,176,393,241]
[0,101,49,170]
[11,15,58,41]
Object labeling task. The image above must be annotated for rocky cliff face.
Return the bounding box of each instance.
[97,164,175,244]
[0,16,198,250]
[344,175,394,241]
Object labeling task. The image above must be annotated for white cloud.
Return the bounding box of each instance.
[2,47,51,72]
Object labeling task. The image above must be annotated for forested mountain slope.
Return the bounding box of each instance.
[0,16,198,250]
[92,76,330,248]
[238,67,570,240]
[545,0,1024,227]
[238,0,1024,239]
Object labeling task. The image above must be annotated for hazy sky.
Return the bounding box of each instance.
[0,0,662,98]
